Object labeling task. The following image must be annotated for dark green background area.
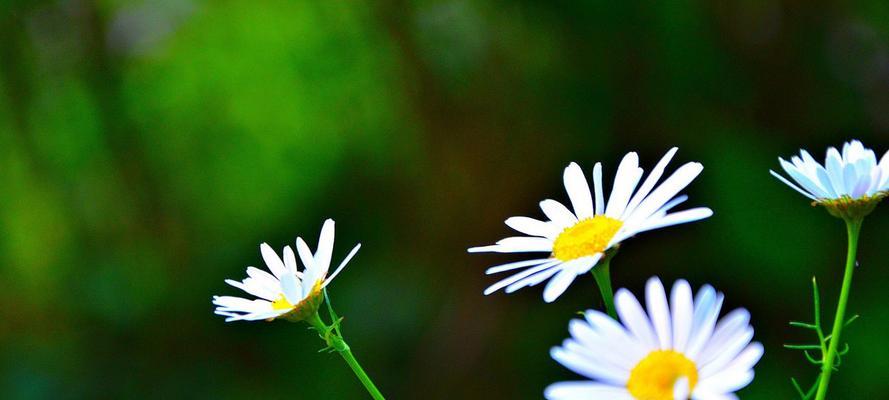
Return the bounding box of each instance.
[2,1,888,398]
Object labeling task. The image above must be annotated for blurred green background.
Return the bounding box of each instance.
[2,0,888,398]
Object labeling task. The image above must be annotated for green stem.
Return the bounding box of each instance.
[308,313,386,400]
[591,255,617,320]
[337,347,384,400]
[814,219,861,400]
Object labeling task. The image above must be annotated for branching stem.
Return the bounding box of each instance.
[308,296,385,400]
[813,219,861,400]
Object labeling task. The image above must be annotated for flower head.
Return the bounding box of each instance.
[213,219,360,322]
[771,140,889,220]
[545,277,763,400]
[469,149,712,302]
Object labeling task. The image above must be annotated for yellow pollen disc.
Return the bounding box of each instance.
[552,215,623,261]
[627,350,698,400]
[271,294,295,311]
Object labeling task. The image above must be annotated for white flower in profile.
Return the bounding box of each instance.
[213,219,360,322]
[545,277,763,400]
[468,148,712,302]
[771,140,889,219]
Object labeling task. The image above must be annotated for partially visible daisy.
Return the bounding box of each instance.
[469,148,712,302]
[213,219,360,322]
[546,277,763,400]
[771,140,889,219]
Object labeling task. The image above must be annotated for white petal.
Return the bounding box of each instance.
[219,309,286,322]
[624,162,703,227]
[691,388,738,400]
[879,150,889,188]
[670,279,694,353]
[314,219,336,275]
[843,162,859,196]
[615,288,658,350]
[550,346,629,385]
[545,381,633,400]
[484,260,561,295]
[484,258,554,274]
[245,267,281,294]
[852,171,871,198]
[564,162,595,219]
[673,377,690,400]
[504,266,561,293]
[698,309,751,365]
[868,168,883,194]
[825,147,846,196]
[505,216,561,239]
[593,162,605,215]
[469,237,554,253]
[779,158,830,198]
[654,194,688,217]
[698,325,753,368]
[645,277,672,349]
[770,170,816,200]
[697,370,754,395]
[584,310,648,362]
[568,319,637,371]
[283,246,297,272]
[803,151,838,198]
[699,328,754,376]
[295,237,316,272]
[566,254,600,274]
[260,243,286,279]
[212,295,270,313]
[495,236,554,251]
[543,268,580,303]
[541,199,578,227]
[279,269,303,304]
[606,152,642,218]
[702,342,763,380]
[225,278,276,301]
[632,207,713,235]
[622,147,678,219]
[323,243,360,287]
[559,341,633,383]
[685,287,723,360]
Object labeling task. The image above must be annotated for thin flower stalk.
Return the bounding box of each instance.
[813,219,861,400]
[307,291,385,400]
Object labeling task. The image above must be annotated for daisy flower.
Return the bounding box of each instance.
[546,277,763,400]
[213,219,360,322]
[468,148,712,302]
[770,140,889,220]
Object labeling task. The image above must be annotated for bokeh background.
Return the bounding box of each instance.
[2,1,889,398]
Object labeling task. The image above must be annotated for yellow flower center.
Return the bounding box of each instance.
[552,216,623,261]
[268,281,326,322]
[816,191,888,221]
[627,350,698,400]
[271,294,294,310]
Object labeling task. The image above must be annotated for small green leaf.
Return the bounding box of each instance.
[784,344,822,350]
[790,321,818,330]
[803,350,822,365]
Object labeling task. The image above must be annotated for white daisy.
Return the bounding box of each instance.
[770,139,889,202]
[213,219,360,322]
[468,148,712,302]
[546,277,763,400]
